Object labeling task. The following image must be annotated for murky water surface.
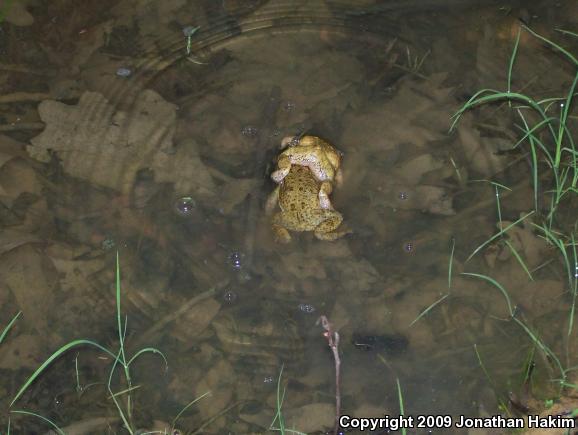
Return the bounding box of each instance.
[1,0,578,433]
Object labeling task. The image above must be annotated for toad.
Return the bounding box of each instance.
[271,135,343,210]
[266,165,350,243]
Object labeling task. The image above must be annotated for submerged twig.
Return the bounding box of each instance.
[318,315,341,435]
[0,63,56,76]
[134,282,225,346]
[0,92,51,104]
[0,122,45,132]
[43,416,119,435]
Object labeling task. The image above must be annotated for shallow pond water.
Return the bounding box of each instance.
[1,0,578,434]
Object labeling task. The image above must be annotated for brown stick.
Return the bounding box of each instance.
[318,315,341,435]
[133,281,226,347]
[0,63,56,76]
[0,122,45,132]
[0,92,51,103]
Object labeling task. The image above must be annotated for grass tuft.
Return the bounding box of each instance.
[8,253,168,434]
[451,25,578,227]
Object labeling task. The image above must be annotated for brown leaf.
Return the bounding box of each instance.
[217,178,258,215]
[0,230,41,256]
[0,245,57,333]
[456,114,508,177]
[172,297,221,344]
[284,403,334,433]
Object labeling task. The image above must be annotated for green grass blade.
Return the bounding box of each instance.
[172,391,211,428]
[126,347,168,369]
[114,252,134,426]
[512,317,565,382]
[463,272,565,382]
[512,116,557,152]
[507,28,521,105]
[504,240,534,281]
[467,211,535,262]
[555,71,578,167]
[10,410,64,435]
[568,234,578,337]
[448,238,455,290]
[469,179,512,190]
[562,147,578,156]
[107,346,133,434]
[474,344,496,389]
[513,116,555,163]
[10,339,115,407]
[409,294,449,327]
[495,185,503,232]
[396,378,407,435]
[270,365,287,432]
[561,118,578,189]
[522,25,578,66]
[452,90,557,143]
[533,224,573,292]
[109,385,141,399]
[556,29,578,39]
[1,311,21,345]
[449,88,503,131]
[521,346,536,387]
[116,252,127,366]
[461,272,513,316]
[474,344,511,414]
[515,110,541,212]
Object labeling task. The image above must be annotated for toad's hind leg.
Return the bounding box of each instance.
[314,211,351,241]
[265,186,280,215]
[272,212,292,244]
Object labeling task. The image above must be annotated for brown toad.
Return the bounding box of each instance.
[266,165,349,243]
[271,135,343,210]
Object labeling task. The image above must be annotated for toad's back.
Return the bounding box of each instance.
[278,165,323,231]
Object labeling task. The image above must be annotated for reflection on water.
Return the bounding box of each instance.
[1,0,577,433]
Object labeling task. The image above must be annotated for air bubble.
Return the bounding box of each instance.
[228,251,244,270]
[282,101,296,112]
[116,67,132,77]
[241,125,258,137]
[298,303,316,314]
[174,196,196,216]
[223,290,238,304]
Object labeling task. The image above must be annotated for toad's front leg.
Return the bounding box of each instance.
[271,155,291,184]
[318,181,334,210]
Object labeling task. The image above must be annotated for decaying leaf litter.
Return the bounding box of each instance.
[1,0,578,432]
